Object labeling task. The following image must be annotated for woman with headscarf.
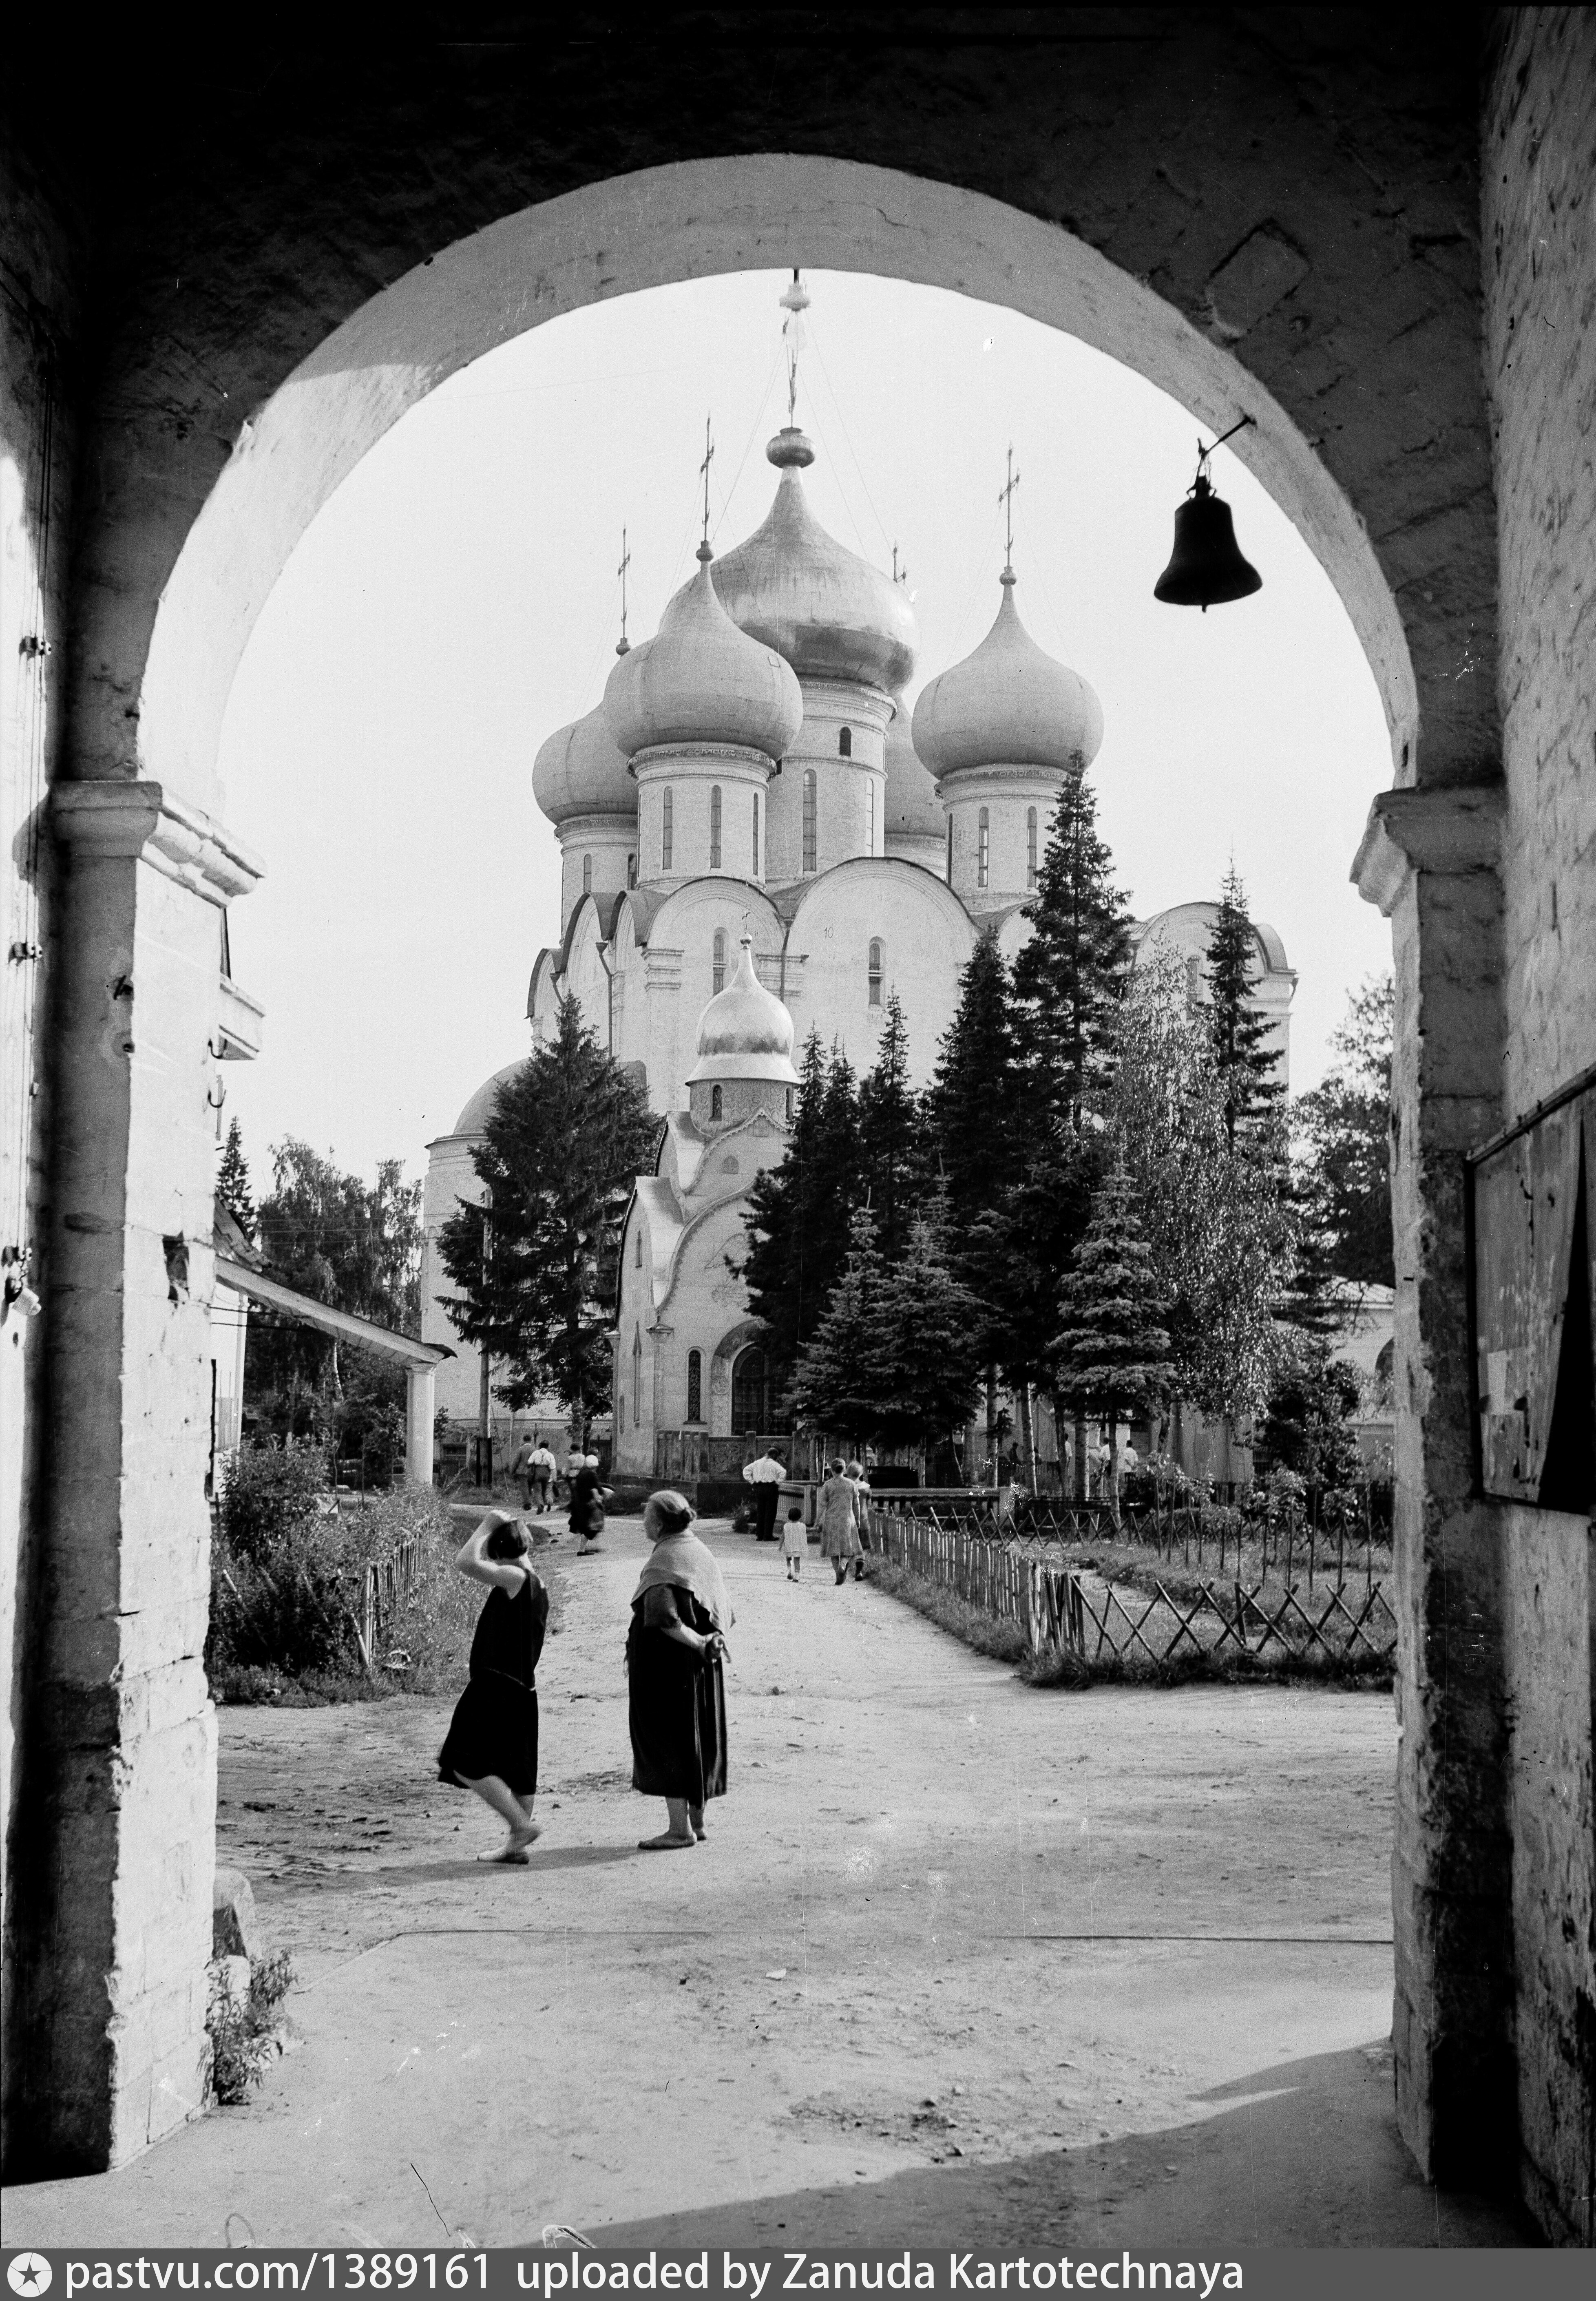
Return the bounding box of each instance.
[436,1509,550,1864]
[817,1458,864,1587]
[568,1452,611,1554]
[627,1490,733,1850]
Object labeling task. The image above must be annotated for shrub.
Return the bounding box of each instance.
[218,1439,333,1569]
[206,1950,295,2106]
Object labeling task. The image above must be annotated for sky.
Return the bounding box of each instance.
[217,268,1393,1197]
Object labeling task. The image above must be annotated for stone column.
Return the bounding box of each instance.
[405,1365,436,1487]
[1354,784,1511,2188]
[9,782,261,2173]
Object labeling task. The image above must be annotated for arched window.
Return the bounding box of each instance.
[868,937,884,1006]
[786,1086,795,1121]
[802,769,818,874]
[868,776,876,855]
[631,1325,642,1423]
[626,852,637,889]
[977,805,990,890]
[661,786,673,872]
[1027,806,1039,889]
[710,783,722,868]
[582,852,592,897]
[634,1230,642,1268]
[731,1345,769,1435]
[686,1349,703,1424]
[710,1083,723,1121]
[712,927,726,995]
[752,790,760,876]
[946,814,954,882]
[838,725,852,758]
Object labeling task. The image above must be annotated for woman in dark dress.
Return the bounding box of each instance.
[627,1490,732,1851]
[437,1511,550,1864]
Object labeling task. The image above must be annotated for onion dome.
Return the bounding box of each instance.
[533,701,636,825]
[882,693,944,844]
[912,572,1103,779]
[712,431,920,692]
[603,547,802,763]
[685,935,800,1085]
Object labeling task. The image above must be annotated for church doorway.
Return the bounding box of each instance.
[730,1346,772,1436]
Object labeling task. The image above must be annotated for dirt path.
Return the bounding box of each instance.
[5,1517,1530,2249]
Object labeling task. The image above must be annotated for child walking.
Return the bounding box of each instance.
[781,1503,808,1581]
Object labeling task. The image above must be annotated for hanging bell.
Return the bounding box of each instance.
[1153,471,1262,610]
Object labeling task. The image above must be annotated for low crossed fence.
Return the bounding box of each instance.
[356,1535,425,1671]
[867,1506,1396,1668]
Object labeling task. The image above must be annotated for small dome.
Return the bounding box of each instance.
[712,438,920,692]
[685,935,800,1085]
[452,1062,524,1136]
[603,550,802,763]
[533,702,636,825]
[912,573,1103,780]
[882,693,944,843]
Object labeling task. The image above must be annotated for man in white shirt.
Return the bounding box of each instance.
[742,1448,786,1542]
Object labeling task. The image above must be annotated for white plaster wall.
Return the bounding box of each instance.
[562,902,613,1048]
[559,815,635,935]
[612,881,785,1113]
[421,1134,486,1423]
[765,681,891,881]
[782,859,975,1087]
[944,767,1068,910]
[635,749,770,889]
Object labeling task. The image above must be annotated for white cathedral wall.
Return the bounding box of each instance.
[635,747,771,888]
[421,1134,486,1423]
[614,881,786,1115]
[943,768,1068,910]
[558,815,635,936]
[783,859,976,1088]
[764,681,893,881]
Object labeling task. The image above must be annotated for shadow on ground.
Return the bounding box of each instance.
[596,2044,1540,2251]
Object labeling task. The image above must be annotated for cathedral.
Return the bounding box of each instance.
[421,291,1295,1468]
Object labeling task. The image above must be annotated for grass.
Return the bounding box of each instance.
[862,1552,1394,1692]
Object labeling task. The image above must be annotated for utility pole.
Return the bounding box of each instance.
[479,1185,493,1491]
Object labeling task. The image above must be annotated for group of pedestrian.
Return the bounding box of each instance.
[816,1458,870,1585]
[436,1489,730,1863]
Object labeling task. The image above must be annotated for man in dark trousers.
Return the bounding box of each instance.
[742,1448,785,1541]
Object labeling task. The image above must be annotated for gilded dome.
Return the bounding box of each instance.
[712,431,920,692]
[603,548,802,763]
[883,692,944,844]
[685,935,800,1085]
[912,573,1104,780]
[532,701,637,825]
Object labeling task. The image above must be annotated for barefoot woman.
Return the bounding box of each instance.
[438,1510,550,1863]
[628,1490,732,1850]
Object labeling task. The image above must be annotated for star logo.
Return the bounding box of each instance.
[8,2258,53,2297]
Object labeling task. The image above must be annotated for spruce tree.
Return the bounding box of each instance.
[217,1116,256,1240]
[438,995,658,1441]
[1013,776,1133,1134]
[873,1204,986,1458]
[736,1033,866,1375]
[1051,1166,1175,1511]
[858,990,920,1264]
[787,1206,887,1448]
[1205,864,1283,1145]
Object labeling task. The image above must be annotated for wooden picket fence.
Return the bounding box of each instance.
[867,1507,1397,1668]
[356,1535,424,1672]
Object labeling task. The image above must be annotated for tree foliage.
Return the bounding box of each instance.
[1204,864,1284,1144]
[857,990,921,1265]
[872,1202,986,1452]
[738,1029,867,1377]
[1051,1167,1175,1495]
[217,1117,256,1240]
[1105,948,1296,1423]
[786,1205,887,1443]
[438,997,658,1439]
[247,1140,424,1443]
[1294,973,1395,1292]
[1013,776,1134,1134]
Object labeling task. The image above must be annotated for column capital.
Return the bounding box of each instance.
[53,780,265,907]
[1351,785,1504,917]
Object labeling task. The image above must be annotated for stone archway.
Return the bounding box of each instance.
[13,27,1568,2202]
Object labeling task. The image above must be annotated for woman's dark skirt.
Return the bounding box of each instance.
[437,1673,539,1797]
[627,1624,727,1805]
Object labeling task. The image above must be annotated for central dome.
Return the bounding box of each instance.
[685,935,800,1085]
[712,431,920,692]
[603,550,802,762]
[913,572,1104,780]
